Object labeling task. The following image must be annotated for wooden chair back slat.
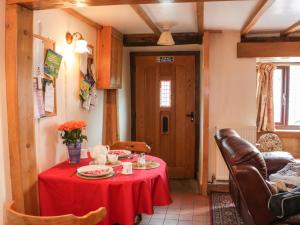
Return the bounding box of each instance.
[110,141,151,154]
[6,202,106,225]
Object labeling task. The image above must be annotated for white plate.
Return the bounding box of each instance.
[109,150,132,158]
[77,165,113,177]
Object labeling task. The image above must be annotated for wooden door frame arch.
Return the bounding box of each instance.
[130,51,201,180]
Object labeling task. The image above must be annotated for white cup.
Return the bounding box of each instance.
[122,162,133,174]
[108,154,118,164]
[95,154,107,165]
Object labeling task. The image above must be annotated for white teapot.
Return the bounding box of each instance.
[90,144,110,165]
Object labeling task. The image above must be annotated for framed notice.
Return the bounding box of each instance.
[44,49,63,78]
[33,34,57,118]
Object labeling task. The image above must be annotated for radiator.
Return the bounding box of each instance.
[215,126,257,181]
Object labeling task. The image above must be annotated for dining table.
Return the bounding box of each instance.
[38,154,172,225]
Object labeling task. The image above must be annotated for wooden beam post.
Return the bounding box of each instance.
[196,2,204,34]
[281,21,300,37]
[130,4,161,36]
[62,8,103,30]
[241,0,275,36]
[5,4,39,214]
[7,0,250,10]
[200,32,209,195]
[103,90,120,145]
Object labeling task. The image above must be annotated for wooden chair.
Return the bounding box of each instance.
[6,202,106,225]
[110,141,151,154]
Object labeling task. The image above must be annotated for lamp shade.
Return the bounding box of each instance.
[157,30,175,46]
[74,39,90,54]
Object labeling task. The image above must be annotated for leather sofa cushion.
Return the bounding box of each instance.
[262,151,296,176]
[222,136,267,179]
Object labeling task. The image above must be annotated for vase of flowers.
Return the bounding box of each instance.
[58,120,87,164]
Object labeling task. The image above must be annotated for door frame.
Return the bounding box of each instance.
[130,51,201,179]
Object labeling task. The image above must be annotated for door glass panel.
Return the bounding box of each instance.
[160,80,171,107]
[273,69,283,123]
[288,65,300,125]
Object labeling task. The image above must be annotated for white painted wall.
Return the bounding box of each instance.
[208,31,256,181]
[0,1,12,224]
[33,10,104,172]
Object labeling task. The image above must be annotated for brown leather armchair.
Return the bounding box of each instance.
[215,128,298,225]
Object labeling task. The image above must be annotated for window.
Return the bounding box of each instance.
[160,80,171,107]
[273,65,300,129]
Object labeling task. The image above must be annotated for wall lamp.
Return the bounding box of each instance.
[66,31,90,54]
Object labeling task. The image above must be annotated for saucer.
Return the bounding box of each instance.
[121,171,133,175]
[106,160,122,167]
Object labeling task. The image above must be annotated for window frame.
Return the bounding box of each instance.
[274,65,300,130]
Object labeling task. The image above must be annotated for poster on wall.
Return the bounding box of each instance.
[44,49,63,78]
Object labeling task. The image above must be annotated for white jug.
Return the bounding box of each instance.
[90,145,110,165]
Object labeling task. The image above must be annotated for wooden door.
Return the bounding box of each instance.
[133,54,196,178]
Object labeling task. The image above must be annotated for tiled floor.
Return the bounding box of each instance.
[140,180,211,225]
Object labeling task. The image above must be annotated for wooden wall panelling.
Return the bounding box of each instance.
[5,4,39,214]
[200,32,210,195]
[102,89,119,145]
[237,41,300,58]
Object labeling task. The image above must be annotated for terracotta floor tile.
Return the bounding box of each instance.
[152,214,166,220]
[167,208,180,215]
[149,218,165,225]
[164,219,179,225]
[165,214,180,220]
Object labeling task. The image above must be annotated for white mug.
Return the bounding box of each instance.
[95,154,107,165]
[122,162,133,174]
[108,154,118,164]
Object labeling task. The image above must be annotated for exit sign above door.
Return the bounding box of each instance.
[157,56,175,63]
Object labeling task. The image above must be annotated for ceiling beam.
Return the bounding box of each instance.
[62,8,103,30]
[196,2,204,34]
[123,32,202,46]
[130,4,161,36]
[281,21,300,37]
[7,0,258,10]
[238,41,300,58]
[241,36,300,43]
[241,0,275,36]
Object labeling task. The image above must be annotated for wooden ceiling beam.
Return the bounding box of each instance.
[62,8,103,30]
[7,0,258,10]
[196,2,204,34]
[123,32,202,46]
[130,4,161,36]
[238,41,300,58]
[281,21,300,37]
[241,0,275,36]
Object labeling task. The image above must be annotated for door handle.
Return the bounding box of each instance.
[186,112,194,122]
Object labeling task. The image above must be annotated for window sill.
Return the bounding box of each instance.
[274,130,300,138]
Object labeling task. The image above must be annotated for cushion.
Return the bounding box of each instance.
[269,187,300,219]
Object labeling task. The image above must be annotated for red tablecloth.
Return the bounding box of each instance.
[38,155,172,225]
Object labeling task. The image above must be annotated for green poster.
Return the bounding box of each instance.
[44,49,63,78]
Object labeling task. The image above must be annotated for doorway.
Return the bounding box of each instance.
[130,52,200,179]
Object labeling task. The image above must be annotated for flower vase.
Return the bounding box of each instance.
[67,141,81,164]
